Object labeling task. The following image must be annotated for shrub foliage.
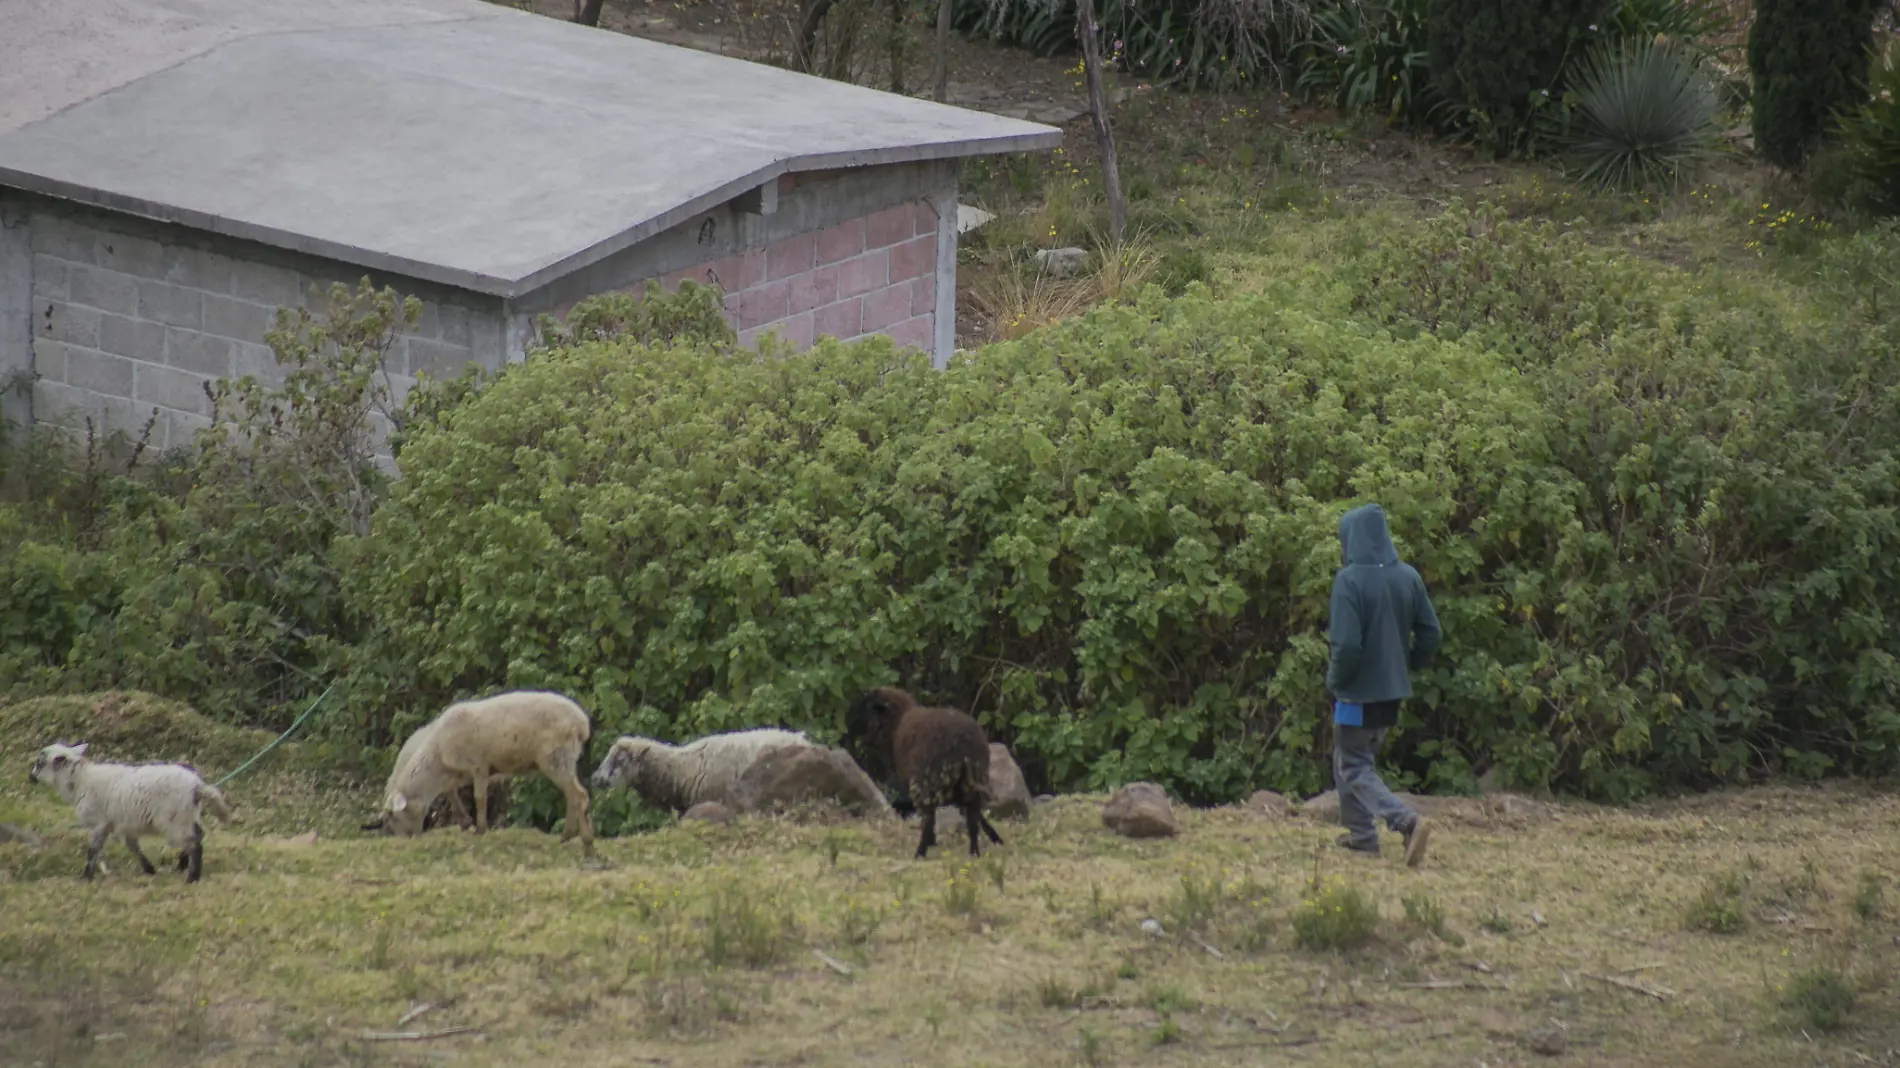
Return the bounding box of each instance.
[8,214,1900,809]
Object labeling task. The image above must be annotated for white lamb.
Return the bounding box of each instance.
[591,728,817,813]
[363,690,595,855]
[29,742,236,884]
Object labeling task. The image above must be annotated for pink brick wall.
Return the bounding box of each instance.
[647,199,940,356]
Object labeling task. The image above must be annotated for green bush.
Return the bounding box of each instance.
[345,276,1555,803]
[1423,0,1613,154]
[1564,38,1720,190]
[1748,0,1883,169]
[1295,0,1438,126]
[1832,40,1900,216]
[1353,205,1900,796]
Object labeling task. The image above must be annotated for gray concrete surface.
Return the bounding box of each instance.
[0,0,1060,298]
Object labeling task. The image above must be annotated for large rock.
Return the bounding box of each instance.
[730,746,893,817]
[987,743,1033,819]
[1101,782,1178,839]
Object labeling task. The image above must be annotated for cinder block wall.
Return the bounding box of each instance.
[655,199,940,355]
[15,199,506,450]
[519,159,959,367]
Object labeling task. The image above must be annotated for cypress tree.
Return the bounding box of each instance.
[1748,0,1883,169]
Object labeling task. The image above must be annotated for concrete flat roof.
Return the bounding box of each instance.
[0,0,1061,297]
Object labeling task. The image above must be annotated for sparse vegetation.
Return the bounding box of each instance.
[1853,870,1886,923]
[1292,875,1381,951]
[1780,965,1859,1033]
[1686,872,1750,935]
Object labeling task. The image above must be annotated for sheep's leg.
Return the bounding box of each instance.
[977,810,1004,847]
[177,849,190,872]
[121,833,158,875]
[83,825,111,880]
[539,748,596,856]
[470,772,490,835]
[183,823,204,884]
[964,801,983,857]
[448,786,474,830]
[915,805,937,860]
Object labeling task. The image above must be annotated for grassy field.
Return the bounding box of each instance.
[2,693,1896,1068]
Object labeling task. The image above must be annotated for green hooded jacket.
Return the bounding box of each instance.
[1325,504,1441,723]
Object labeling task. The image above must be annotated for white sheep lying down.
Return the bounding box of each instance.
[29,742,235,883]
[366,690,595,854]
[591,728,817,813]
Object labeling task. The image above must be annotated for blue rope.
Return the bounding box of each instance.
[212,682,335,787]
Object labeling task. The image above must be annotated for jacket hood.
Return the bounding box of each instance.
[1339,503,1400,567]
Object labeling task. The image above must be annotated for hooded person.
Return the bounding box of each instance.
[1326,502,1442,867]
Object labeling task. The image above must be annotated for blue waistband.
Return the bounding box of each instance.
[1333,700,1363,727]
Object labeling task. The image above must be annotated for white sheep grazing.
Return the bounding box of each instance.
[590,728,817,813]
[365,690,595,855]
[29,742,236,884]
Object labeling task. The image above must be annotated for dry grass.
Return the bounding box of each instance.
[2,700,1897,1068]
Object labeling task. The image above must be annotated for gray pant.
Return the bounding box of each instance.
[1333,724,1417,849]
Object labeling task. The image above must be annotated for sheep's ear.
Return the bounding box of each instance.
[70,743,88,758]
[390,795,409,813]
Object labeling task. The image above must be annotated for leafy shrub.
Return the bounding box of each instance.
[345,278,1553,803]
[0,280,413,728]
[1293,876,1379,950]
[1295,0,1437,126]
[1564,38,1720,190]
[1748,0,1884,168]
[1832,40,1900,216]
[1353,205,1900,796]
[1423,0,1613,154]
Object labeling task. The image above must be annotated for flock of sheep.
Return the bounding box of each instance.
[28,685,1008,883]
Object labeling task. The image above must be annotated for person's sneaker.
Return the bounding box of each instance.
[1335,833,1379,856]
[1403,818,1433,869]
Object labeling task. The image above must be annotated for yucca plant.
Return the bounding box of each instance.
[1566,37,1720,190]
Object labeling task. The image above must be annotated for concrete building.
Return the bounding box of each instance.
[0,0,1059,449]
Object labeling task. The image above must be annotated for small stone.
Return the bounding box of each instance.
[1034,794,1056,805]
[1102,782,1178,839]
[1139,918,1166,937]
[987,743,1033,820]
[1245,790,1291,819]
[1034,247,1088,278]
[1528,1027,1566,1056]
[275,830,319,847]
[682,801,734,825]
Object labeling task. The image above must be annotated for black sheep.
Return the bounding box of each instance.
[844,687,1004,859]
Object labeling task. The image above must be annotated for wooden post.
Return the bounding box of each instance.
[1076,0,1126,245]
[933,0,954,102]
